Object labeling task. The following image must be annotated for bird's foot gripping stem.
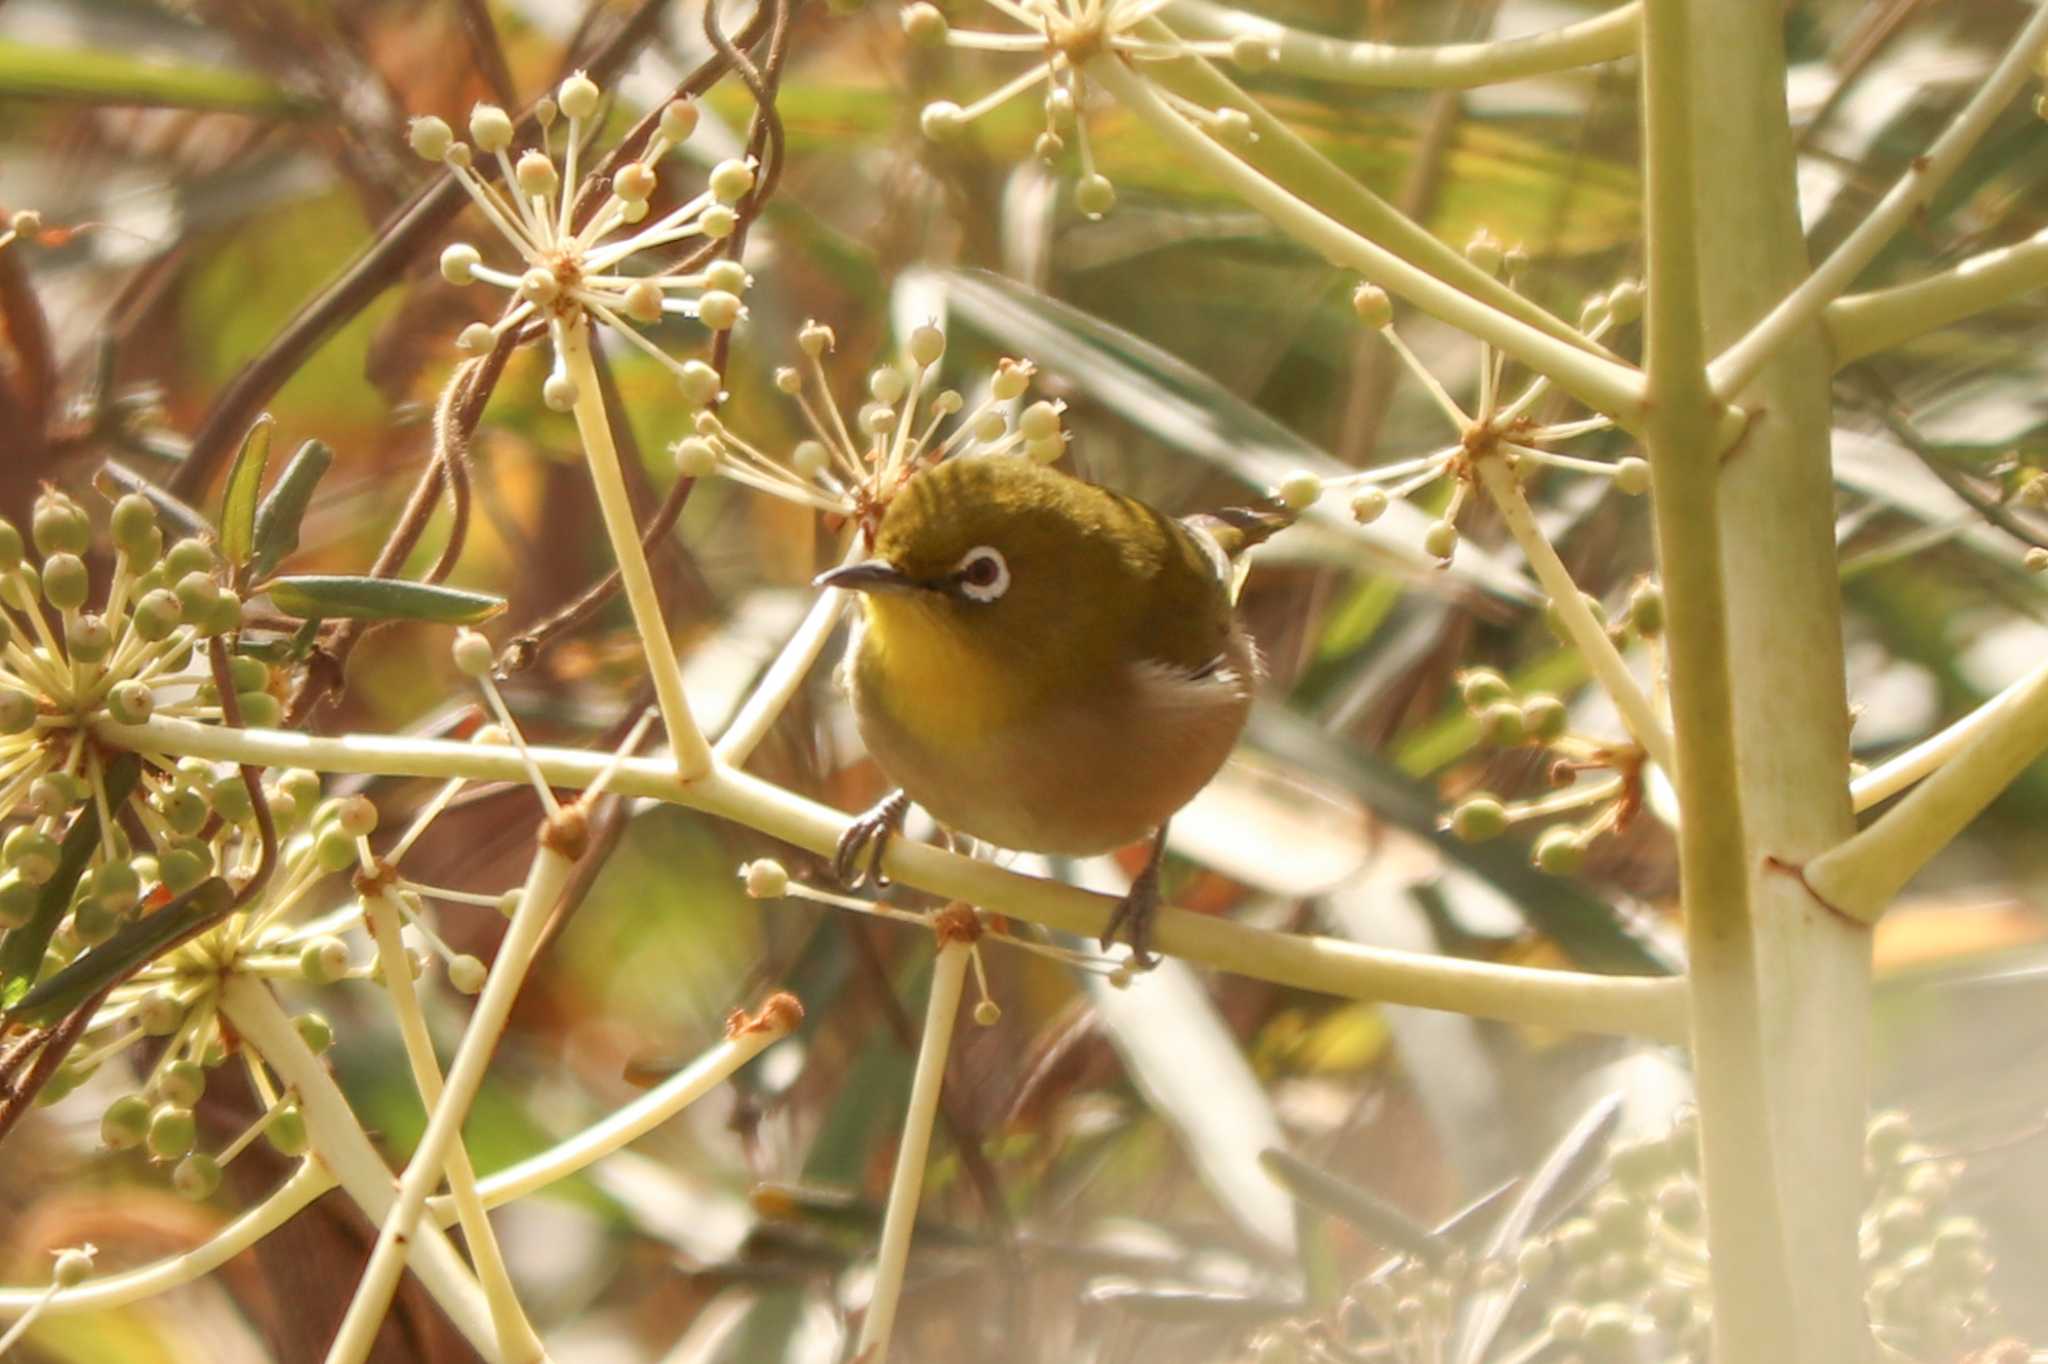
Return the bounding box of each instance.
[834,789,911,890]
[1100,825,1170,971]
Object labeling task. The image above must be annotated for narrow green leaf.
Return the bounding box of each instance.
[1260,1147,1448,1263]
[266,575,506,625]
[0,39,314,114]
[0,755,141,1008]
[219,413,274,571]
[6,879,234,1027]
[249,439,332,579]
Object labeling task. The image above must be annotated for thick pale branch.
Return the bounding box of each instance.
[1851,659,2048,810]
[1709,2,2048,397]
[1088,55,1650,428]
[98,716,1689,1040]
[1826,229,2048,368]
[1808,659,2048,922]
[1165,0,1639,89]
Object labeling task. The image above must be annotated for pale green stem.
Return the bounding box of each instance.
[0,1163,335,1319]
[361,891,543,1362]
[0,1282,59,1355]
[324,841,575,1364]
[1826,228,2048,369]
[453,1000,797,1211]
[1640,4,1804,1360]
[96,715,1689,1040]
[557,314,712,782]
[1472,458,1675,774]
[1807,657,2048,922]
[854,939,969,1364]
[1709,0,2048,397]
[713,581,852,768]
[1089,53,1652,428]
[217,975,509,1364]
[1851,660,2048,811]
[1164,0,1639,88]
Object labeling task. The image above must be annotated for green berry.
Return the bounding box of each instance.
[42,552,88,612]
[105,679,154,724]
[158,847,210,894]
[0,687,35,735]
[0,873,35,929]
[71,895,121,945]
[234,691,280,728]
[146,1103,197,1159]
[4,826,58,883]
[163,538,216,581]
[228,655,271,693]
[1478,700,1527,747]
[159,786,210,836]
[267,1105,309,1157]
[1627,581,1664,637]
[1449,795,1508,842]
[211,773,254,823]
[102,1093,152,1149]
[111,494,159,556]
[299,936,351,984]
[157,1058,206,1108]
[0,519,20,570]
[313,826,356,873]
[130,588,183,643]
[172,1152,222,1200]
[1458,668,1512,710]
[1533,825,1587,876]
[294,1012,334,1055]
[1521,694,1568,742]
[32,496,89,557]
[279,769,322,811]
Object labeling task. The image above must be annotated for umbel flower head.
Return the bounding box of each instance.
[672,318,1067,542]
[901,0,1262,218]
[409,72,757,411]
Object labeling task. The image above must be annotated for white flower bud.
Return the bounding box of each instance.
[708,158,756,204]
[1018,400,1062,442]
[620,198,648,223]
[439,242,481,285]
[448,954,487,994]
[2026,546,2048,573]
[1606,279,1644,324]
[798,320,836,356]
[920,101,968,142]
[698,290,743,330]
[972,412,1007,443]
[468,103,513,152]
[533,96,557,128]
[542,371,579,411]
[1074,173,1115,219]
[792,440,829,478]
[1025,435,1065,464]
[909,324,946,368]
[52,1248,94,1289]
[453,629,495,677]
[557,71,600,121]
[613,161,657,202]
[1351,283,1392,329]
[674,437,720,478]
[1230,33,1277,68]
[902,2,948,44]
[515,150,559,198]
[973,999,1002,1027]
[704,259,748,294]
[1423,519,1459,560]
[1613,457,1651,495]
[1213,108,1255,144]
[1276,471,1322,510]
[1044,86,1076,126]
[519,266,560,304]
[1350,487,1389,523]
[444,142,473,169]
[869,365,908,405]
[860,402,896,435]
[678,360,722,406]
[1034,131,1064,162]
[991,358,1032,400]
[1465,230,1503,274]
[698,205,737,238]
[624,279,663,324]
[408,116,454,161]
[659,99,699,143]
[774,367,802,394]
[457,322,496,355]
[742,859,789,898]
[932,389,963,415]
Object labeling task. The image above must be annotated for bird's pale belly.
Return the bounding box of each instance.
[849,644,1252,857]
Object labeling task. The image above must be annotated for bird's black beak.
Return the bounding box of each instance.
[813,559,929,595]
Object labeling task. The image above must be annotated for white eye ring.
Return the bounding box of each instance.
[953,546,1010,602]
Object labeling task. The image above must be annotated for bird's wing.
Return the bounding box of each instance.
[1181,506,1299,562]
[1129,630,1262,712]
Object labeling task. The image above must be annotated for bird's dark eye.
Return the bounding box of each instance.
[952,546,1010,602]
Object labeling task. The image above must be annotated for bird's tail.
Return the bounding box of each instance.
[1183,505,1300,562]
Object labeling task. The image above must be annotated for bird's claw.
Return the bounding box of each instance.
[1100,858,1163,972]
[834,790,910,890]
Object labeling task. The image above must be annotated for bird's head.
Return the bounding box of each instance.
[813,455,1161,669]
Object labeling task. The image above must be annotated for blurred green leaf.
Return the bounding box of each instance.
[0,755,141,1008]
[219,413,273,572]
[266,576,506,625]
[7,879,234,1027]
[0,39,314,114]
[249,438,333,579]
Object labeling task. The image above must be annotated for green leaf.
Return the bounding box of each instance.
[914,268,1540,605]
[0,755,141,1008]
[6,879,234,1027]
[266,575,506,625]
[0,39,314,114]
[219,413,273,571]
[249,439,332,579]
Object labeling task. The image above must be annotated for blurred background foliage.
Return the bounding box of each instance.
[2,0,2048,1360]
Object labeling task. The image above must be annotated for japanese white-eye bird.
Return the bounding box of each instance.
[814,453,1291,965]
